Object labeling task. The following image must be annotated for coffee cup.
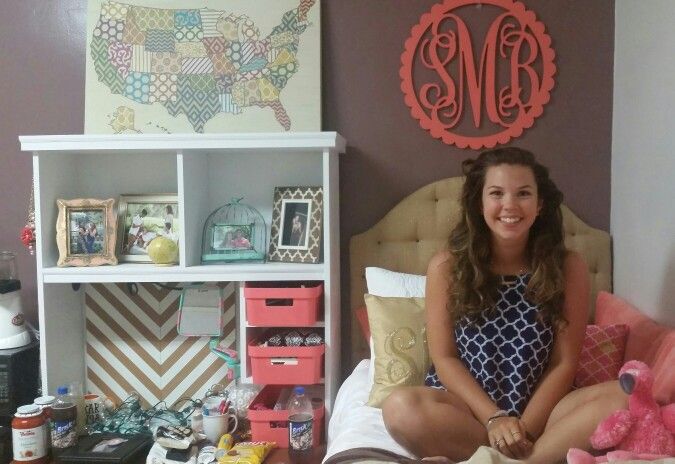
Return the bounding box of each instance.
[84,393,106,425]
[202,397,238,444]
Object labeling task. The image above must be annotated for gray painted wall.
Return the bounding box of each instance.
[612,1,675,325]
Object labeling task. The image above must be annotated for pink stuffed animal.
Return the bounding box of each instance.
[567,360,675,463]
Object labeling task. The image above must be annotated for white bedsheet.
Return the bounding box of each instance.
[323,360,675,464]
[324,359,416,462]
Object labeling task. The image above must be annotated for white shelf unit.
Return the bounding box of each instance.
[20,132,345,420]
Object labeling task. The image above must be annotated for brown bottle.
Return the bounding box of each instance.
[50,386,78,455]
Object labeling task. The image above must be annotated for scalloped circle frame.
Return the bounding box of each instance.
[400,0,556,150]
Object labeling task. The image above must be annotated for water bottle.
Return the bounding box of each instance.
[67,381,86,436]
[51,386,78,454]
[287,386,313,453]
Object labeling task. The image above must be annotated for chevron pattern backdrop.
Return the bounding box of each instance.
[85,283,236,407]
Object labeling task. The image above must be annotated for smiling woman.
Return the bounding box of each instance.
[381,148,626,464]
[482,164,542,249]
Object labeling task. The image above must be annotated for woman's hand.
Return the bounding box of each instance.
[487,416,532,459]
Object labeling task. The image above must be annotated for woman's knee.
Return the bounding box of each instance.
[382,388,423,434]
[600,380,628,410]
[581,380,628,419]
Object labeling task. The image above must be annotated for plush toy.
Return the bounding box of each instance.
[567,360,675,463]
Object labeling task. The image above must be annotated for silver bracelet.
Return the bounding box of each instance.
[486,409,510,428]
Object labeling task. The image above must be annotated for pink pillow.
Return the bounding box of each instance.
[355,305,371,341]
[595,291,675,404]
[574,324,629,388]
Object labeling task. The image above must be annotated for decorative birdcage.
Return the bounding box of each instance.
[201,198,266,263]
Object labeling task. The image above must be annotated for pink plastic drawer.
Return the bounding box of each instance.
[244,282,323,327]
[247,385,324,448]
[248,338,325,385]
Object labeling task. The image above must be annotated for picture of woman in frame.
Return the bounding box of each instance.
[57,198,117,267]
[268,186,323,264]
[280,200,310,248]
[68,209,104,255]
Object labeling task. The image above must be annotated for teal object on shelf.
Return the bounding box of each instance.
[201,198,266,264]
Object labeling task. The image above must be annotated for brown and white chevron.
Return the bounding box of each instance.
[85,283,236,407]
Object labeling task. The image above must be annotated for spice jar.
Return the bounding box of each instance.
[11,404,48,463]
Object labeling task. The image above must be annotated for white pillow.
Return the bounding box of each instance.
[364,267,426,388]
[365,267,426,298]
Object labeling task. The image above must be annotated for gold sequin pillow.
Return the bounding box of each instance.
[365,294,430,407]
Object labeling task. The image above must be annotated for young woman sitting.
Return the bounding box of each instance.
[382,148,627,464]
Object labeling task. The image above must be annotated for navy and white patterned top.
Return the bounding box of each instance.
[425,274,554,416]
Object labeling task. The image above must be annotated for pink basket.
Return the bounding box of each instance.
[244,282,323,327]
[248,385,324,448]
[248,338,325,385]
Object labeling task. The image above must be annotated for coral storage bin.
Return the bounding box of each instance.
[248,337,325,385]
[248,385,324,448]
[244,282,323,326]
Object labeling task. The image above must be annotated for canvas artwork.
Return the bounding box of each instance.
[85,0,320,134]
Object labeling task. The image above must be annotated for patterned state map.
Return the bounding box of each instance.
[90,0,316,132]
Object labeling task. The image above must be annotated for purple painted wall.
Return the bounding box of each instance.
[0,1,614,373]
[323,0,614,372]
[0,1,86,320]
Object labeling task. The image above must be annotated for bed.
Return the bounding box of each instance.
[323,176,618,463]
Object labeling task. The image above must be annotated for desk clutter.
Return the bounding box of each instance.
[6,280,328,463]
[9,379,325,464]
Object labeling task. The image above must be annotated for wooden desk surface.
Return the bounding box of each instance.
[265,444,327,464]
[31,443,327,464]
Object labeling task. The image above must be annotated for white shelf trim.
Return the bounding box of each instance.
[19,132,346,153]
[41,263,326,283]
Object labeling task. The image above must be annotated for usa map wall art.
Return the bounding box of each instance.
[85,0,320,134]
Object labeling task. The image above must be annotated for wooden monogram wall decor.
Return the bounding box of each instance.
[400,0,556,149]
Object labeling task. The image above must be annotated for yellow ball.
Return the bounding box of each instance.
[147,236,178,265]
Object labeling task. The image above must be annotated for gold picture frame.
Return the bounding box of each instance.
[56,198,117,267]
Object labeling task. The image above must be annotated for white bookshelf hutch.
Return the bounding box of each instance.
[19,132,345,419]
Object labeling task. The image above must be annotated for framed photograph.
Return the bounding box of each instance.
[117,194,179,263]
[268,187,323,263]
[212,224,254,251]
[56,198,117,267]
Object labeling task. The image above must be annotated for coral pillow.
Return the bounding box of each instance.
[574,324,629,388]
[594,291,675,404]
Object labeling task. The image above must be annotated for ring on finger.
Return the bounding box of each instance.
[496,439,505,447]
[511,431,521,437]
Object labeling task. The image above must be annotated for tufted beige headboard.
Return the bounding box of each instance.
[349,176,612,365]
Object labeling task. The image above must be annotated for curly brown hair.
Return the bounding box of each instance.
[448,147,567,326]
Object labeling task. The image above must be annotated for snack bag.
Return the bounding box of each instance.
[216,441,276,464]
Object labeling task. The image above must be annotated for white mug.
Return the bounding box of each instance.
[84,393,106,425]
[202,397,238,444]
[202,410,238,444]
